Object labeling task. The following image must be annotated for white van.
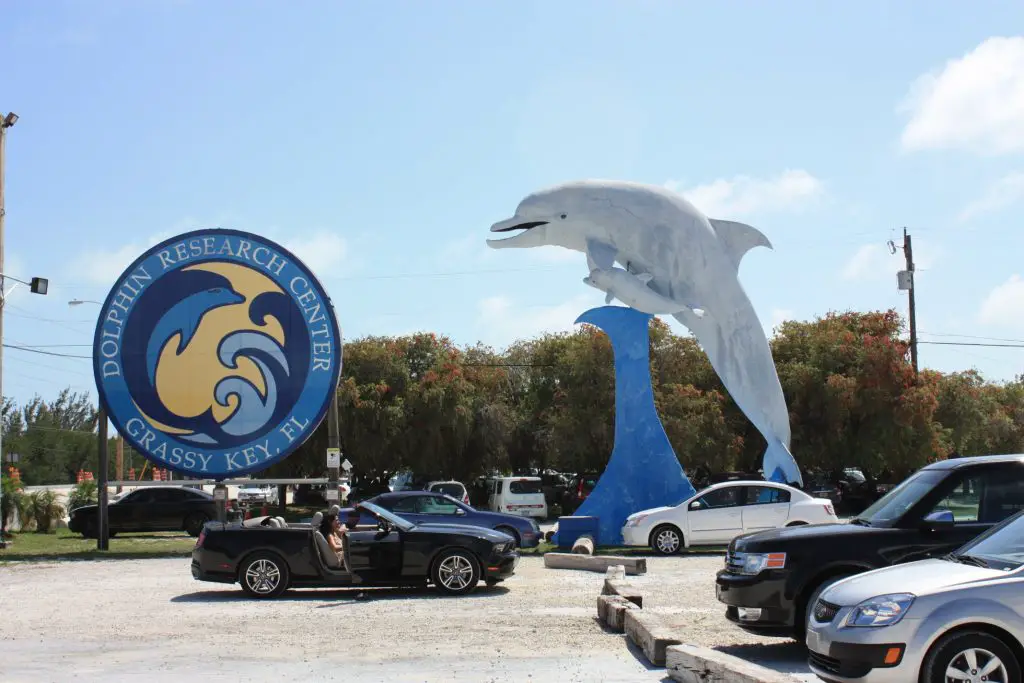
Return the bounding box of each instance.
[487,476,548,519]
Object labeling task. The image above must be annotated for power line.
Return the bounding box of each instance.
[919,341,1024,349]
[4,343,90,359]
[921,331,1024,344]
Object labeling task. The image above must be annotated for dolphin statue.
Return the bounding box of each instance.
[146,286,246,384]
[486,179,802,486]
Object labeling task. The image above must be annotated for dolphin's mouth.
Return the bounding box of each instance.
[490,220,549,233]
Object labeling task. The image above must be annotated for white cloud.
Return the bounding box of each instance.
[474,292,605,349]
[899,36,1024,155]
[666,170,824,217]
[842,244,893,282]
[960,172,1024,220]
[77,230,180,286]
[768,308,795,335]
[285,231,348,278]
[979,274,1024,327]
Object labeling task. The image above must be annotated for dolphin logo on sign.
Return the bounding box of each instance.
[93,229,342,479]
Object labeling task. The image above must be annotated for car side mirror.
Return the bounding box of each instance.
[689,501,702,511]
[922,509,955,531]
[455,508,466,516]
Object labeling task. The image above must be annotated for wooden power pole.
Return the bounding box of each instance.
[893,228,918,378]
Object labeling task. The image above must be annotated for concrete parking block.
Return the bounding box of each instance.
[601,578,644,607]
[597,594,637,632]
[624,609,682,667]
[666,644,803,683]
[545,552,647,575]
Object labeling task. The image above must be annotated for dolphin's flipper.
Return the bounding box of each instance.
[762,438,802,487]
[709,219,773,270]
[605,291,615,304]
[586,238,618,271]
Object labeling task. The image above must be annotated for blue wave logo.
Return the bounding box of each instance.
[93,229,341,479]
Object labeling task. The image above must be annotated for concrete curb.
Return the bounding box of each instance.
[666,644,802,683]
[594,579,803,682]
[544,553,647,575]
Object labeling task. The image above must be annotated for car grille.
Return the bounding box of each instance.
[808,651,841,675]
[813,599,840,624]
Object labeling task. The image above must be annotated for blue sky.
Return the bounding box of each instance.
[2,1,1024,408]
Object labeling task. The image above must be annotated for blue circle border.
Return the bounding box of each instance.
[92,228,343,481]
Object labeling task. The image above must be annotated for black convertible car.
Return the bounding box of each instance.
[191,501,519,598]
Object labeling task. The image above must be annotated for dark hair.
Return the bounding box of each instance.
[320,512,338,536]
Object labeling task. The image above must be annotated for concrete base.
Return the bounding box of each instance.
[601,578,643,607]
[544,553,647,575]
[572,534,595,555]
[624,609,683,667]
[666,644,802,683]
[597,594,637,633]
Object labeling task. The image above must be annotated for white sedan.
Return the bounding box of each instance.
[622,480,837,555]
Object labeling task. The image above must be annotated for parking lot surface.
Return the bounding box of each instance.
[0,551,815,682]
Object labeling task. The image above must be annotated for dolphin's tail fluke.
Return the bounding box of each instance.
[763,439,802,488]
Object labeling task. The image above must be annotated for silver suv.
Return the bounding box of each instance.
[807,509,1024,682]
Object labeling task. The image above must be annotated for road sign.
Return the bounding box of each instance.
[341,459,352,472]
[212,487,227,501]
[326,448,340,469]
[325,488,339,502]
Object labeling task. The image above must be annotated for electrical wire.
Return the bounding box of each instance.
[4,344,91,359]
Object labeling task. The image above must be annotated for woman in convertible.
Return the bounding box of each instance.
[319,512,349,569]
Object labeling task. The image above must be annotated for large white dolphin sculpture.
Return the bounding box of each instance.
[487,179,802,486]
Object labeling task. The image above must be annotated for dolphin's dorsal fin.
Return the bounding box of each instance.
[709,219,773,269]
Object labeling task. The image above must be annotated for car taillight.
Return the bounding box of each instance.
[196,530,206,548]
[825,504,835,517]
[463,494,470,504]
[577,479,584,497]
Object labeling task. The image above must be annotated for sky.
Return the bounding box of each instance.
[2,1,1024,409]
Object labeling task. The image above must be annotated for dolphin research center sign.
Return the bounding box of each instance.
[92,229,342,479]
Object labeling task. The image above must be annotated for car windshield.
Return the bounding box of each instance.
[953,510,1024,571]
[854,470,945,526]
[509,479,542,495]
[358,501,415,532]
[431,483,464,497]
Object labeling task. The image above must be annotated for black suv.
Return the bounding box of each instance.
[715,454,1024,640]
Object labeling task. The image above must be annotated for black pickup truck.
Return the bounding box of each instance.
[715,454,1024,640]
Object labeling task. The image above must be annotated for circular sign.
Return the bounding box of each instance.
[93,229,342,480]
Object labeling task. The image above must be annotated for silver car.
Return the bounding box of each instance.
[806,510,1024,683]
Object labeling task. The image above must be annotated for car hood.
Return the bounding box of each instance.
[469,510,534,527]
[414,523,512,543]
[629,506,674,520]
[823,558,1007,607]
[732,521,875,550]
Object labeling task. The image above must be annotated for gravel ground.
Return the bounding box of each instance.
[0,553,816,682]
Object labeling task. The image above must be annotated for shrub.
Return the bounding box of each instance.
[1,474,25,535]
[67,479,98,513]
[26,490,65,533]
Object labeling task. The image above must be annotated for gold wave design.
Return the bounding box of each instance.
[153,262,286,425]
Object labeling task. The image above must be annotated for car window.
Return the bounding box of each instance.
[389,496,421,514]
[430,483,465,498]
[493,480,503,494]
[927,469,1024,524]
[696,487,741,509]
[745,486,791,505]
[509,480,542,495]
[421,496,459,515]
[126,490,155,504]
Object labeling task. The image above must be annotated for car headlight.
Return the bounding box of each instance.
[625,513,650,528]
[843,594,915,628]
[736,552,787,575]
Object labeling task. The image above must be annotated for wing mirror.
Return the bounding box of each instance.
[455,508,466,516]
[922,509,955,531]
[689,500,703,511]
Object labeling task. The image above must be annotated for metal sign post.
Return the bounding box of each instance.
[213,484,227,523]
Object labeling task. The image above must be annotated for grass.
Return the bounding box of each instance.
[0,528,196,562]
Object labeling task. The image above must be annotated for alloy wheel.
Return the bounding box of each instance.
[655,528,680,554]
[245,559,281,595]
[437,555,475,591]
[945,647,1008,683]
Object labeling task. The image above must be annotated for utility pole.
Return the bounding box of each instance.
[116,435,124,494]
[892,228,918,378]
[97,407,109,550]
[0,113,14,548]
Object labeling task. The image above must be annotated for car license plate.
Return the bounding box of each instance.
[806,628,827,653]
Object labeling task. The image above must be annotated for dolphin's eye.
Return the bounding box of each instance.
[560,213,567,219]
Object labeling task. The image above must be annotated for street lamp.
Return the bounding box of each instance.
[68,299,102,306]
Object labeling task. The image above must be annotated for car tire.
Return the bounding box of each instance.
[184,513,209,537]
[494,525,521,547]
[921,629,1021,683]
[485,578,500,587]
[800,574,852,640]
[431,549,480,596]
[649,524,683,555]
[239,552,289,599]
[81,520,96,539]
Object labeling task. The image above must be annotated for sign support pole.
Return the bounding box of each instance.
[326,392,340,506]
[214,484,227,523]
[97,407,109,551]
